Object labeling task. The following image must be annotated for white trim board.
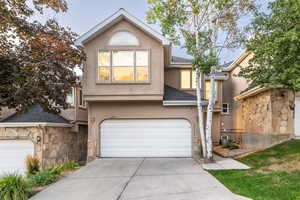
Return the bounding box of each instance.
[0,123,73,128]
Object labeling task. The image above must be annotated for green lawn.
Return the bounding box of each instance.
[209,139,300,200]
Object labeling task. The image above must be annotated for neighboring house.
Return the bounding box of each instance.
[221,51,297,149]
[0,81,88,169]
[76,8,228,161]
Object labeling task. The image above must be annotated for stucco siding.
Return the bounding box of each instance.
[83,20,164,101]
[86,102,221,161]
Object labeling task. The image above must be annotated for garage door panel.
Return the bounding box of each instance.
[101,119,192,157]
[0,140,34,175]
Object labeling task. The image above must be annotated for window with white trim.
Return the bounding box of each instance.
[180,69,196,89]
[66,88,75,106]
[205,81,218,100]
[98,50,149,82]
[108,31,139,46]
[79,88,86,107]
[222,103,229,114]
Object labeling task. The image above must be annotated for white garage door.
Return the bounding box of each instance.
[295,97,300,137]
[100,119,192,157]
[0,140,34,175]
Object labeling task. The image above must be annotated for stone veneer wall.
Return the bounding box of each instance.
[0,125,87,168]
[239,89,294,148]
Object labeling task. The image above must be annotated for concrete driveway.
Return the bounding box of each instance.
[31,158,246,200]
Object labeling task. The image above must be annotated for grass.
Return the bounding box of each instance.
[209,139,300,200]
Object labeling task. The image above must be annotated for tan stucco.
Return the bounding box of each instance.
[83,19,165,101]
[221,53,253,134]
[86,102,220,161]
[164,67,223,108]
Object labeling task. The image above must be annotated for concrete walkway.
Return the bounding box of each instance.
[30,158,250,200]
[202,155,250,170]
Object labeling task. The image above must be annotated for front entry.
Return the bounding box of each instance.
[100,119,192,157]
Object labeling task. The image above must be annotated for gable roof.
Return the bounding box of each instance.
[75,8,170,46]
[223,51,252,72]
[0,105,70,124]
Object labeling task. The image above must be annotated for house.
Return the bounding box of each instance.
[76,8,228,161]
[0,81,88,169]
[221,51,298,149]
[0,8,237,170]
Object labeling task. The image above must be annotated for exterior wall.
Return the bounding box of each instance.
[0,125,88,168]
[221,53,253,134]
[164,67,223,109]
[87,102,221,161]
[0,86,88,123]
[83,20,164,101]
[60,86,88,123]
[238,89,294,148]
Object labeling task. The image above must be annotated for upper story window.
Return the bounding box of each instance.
[205,81,218,100]
[66,87,75,106]
[108,31,139,46]
[79,88,86,108]
[98,50,149,82]
[181,69,196,89]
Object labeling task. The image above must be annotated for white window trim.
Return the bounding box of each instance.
[108,30,140,46]
[66,87,75,106]
[222,103,230,114]
[79,88,86,108]
[97,49,151,84]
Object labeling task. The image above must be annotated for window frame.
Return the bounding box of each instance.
[78,88,86,108]
[180,69,196,90]
[66,87,75,106]
[97,49,150,84]
[204,81,218,101]
[222,103,229,114]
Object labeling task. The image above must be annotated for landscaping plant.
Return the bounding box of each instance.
[0,173,30,200]
[28,170,58,187]
[25,155,40,176]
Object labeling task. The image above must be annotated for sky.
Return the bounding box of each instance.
[34,0,268,67]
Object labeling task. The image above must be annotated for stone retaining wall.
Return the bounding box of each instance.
[235,88,294,148]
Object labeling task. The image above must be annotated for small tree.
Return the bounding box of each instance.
[147,0,255,160]
[239,0,300,91]
[0,0,85,113]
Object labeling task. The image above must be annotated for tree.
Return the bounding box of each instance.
[147,0,255,161]
[239,0,300,91]
[0,0,85,113]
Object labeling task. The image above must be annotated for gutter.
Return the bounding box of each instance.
[163,100,208,106]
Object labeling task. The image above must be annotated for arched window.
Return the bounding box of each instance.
[108,31,139,46]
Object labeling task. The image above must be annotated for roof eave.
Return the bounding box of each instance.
[75,9,170,46]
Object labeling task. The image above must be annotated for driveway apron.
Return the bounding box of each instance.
[30,158,245,200]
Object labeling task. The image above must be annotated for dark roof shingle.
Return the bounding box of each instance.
[171,56,192,64]
[164,85,196,101]
[0,105,70,124]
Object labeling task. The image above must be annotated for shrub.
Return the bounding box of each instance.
[61,161,79,171]
[28,170,57,187]
[25,155,40,176]
[48,164,63,176]
[0,173,30,200]
[222,143,239,150]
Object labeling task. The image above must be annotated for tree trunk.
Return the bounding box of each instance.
[194,14,207,158]
[196,68,206,158]
[205,68,216,161]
